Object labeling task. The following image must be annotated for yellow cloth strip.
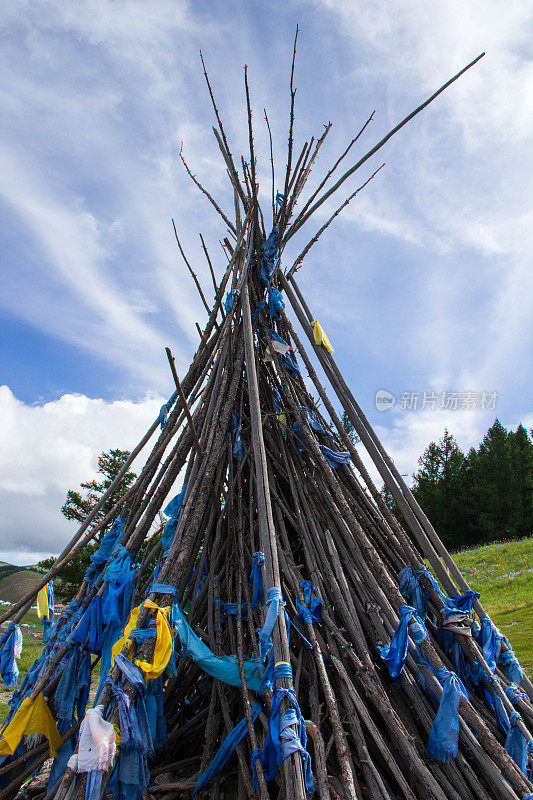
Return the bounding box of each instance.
[0,693,62,757]
[277,412,287,439]
[111,600,172,681]
[36,586,49,621]
[312,320,334,354]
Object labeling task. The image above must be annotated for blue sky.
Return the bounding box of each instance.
[1,0,532,563]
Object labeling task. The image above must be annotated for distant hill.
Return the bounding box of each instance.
[0,567,42,604]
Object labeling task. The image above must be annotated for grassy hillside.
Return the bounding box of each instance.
[0,569,43,604]
[452,536,532,677]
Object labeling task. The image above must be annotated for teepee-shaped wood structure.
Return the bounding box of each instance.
[1,38,532,800]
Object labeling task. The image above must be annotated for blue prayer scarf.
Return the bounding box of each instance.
[253,662,314,795]
[379,605,425,679]
[192,702,262,795]
[0,622,21,688]
[250,551,265,610]
[426,668,468,763]
[267,288,285,318]
[296,580,323,624]
[260,227,279,286]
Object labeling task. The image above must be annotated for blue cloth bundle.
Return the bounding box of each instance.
[267,288,285,318]
[68,594,103,653]
[251,551,265,610]
[54,645,91,733]
[232,411,244,462]
[158,390,178,429]
[426,668,468,762]
[161,485,186,555]
[172,600,263,691]
[506,683,528,705]
[276,192,284,208]
[106,669,153,800]
[253,662,314,795]
[296,580,323,624]
[260,227,279,286]
[299,406,333,438]
[399,564,427,619]
[270,384,283,414]
[292,422,306,455]
[224,288,240,313]
[102,546,136,625]
[258,587,284,661]
[213,599,248,622]
[500,642,524,685]
[0,622,21,688]
[475,616,503,673]
[379,605,425,679]
[505,711,529,775]
[252,300,267,325]
[318,444,350,469]
[91,516,125,567]
[192,702,262,795]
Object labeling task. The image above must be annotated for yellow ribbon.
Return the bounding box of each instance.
[36,586,49,620]
[111,600,172,681]
[277,412,287,439]
[0,693,62,757]
[312,320,334,354]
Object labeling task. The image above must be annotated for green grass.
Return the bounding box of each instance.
[452,536,533,678]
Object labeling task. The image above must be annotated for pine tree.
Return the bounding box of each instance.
[39,449,136,599]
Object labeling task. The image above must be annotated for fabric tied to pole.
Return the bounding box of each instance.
[260,226,279,286]
[37,582,55,642]
[158,390,178,429]
[252,300,267,325]
[68,595,103,653]
[77,706,116,773]
[500,643,523,685]
[162,484,186,556]
[232,412,244,462]
[379,605,424,679]
[276,192,284,207]
[292,422,306,455]
[266,329,301,377]
[0,622,22,688]
[475,616,503,673]
[300,406,332,438]
[426,668,468,762]
[505,712,529,774]
[111,600,172,681]
[224,288,240,313]
[506,684,528,705]
[270,384,283,414]
[105,673,153,800]
[399,564,427,619]
[296,581,323,625]
[253,662,314,795]
[214,599,248,622]
[90,516,124,567]
[312,320,334,353]
[102,546,136,625]
[54,645,91,733]
[319,444,351,469]
[0,693,62,757]
[251,552,265,610]
[258,587,284,661]
[172,600,263,691]
[267,288,285,319]
[192,702,262,795]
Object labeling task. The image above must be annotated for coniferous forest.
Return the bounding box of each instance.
[384,420,533,551]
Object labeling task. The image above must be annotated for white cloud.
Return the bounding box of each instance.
[0,386,162,562]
